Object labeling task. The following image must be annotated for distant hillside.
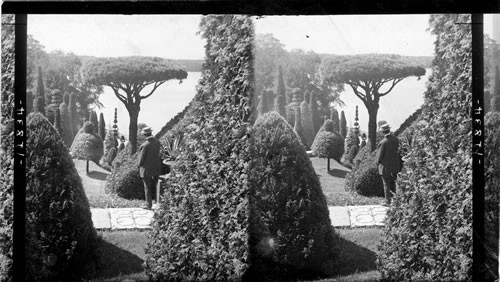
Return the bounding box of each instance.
[171,59,203,72]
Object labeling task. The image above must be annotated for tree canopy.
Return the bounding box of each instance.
[320,54,426,151]
[81,56,188,154]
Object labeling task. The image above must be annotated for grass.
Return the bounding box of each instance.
[89,231,149,282]
[310,157,385,206]
[76,154,384,281]
[74,158,148,208]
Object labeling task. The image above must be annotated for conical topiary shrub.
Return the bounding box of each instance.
[59,99,74,147]
[300,99,315,149]
[70,121,103,174]
[25,112,98,281]
[248,111,338,280]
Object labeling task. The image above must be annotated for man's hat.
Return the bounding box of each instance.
[378,120,391,131]
[141,127,153,135]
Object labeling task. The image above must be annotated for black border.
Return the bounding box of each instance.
[13,14,27,282]
[4,2,497,281]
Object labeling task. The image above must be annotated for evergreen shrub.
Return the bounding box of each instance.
[70,121,103,164]
[341,128,360,167]
[300,100,315,148]
[311,131,344,163]
[25,113,98,281]
[377,14,473,281]
[145,15,253,281]
[344,145,384,197]
[484,111,500,279]
[104,154,145,200]
[247,112,338,280]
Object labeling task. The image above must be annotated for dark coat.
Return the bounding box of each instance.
[376,133,401,176]
[138,136,162,178]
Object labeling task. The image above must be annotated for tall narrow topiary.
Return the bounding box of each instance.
[258,89,272,116]
[339,110,347,138]
[70,121,103,174]
[378,14,472,281]
[59,98,73,146]
[68,93,79,137]
[98,113,106,141]
[294,106,306,146]
[275,65,287,118]
[341,127,360,167]
[330,108,340,132]
[145,15,254,281]
[34,66,46,115]
[309,91,320,135]
[45,89,62,124]
[248,112,338,280]
[54,107,62,134]
[300,99,315,149]
[112,107,118,138]
[101,127,118,169]
[26,112,98,281]
[89,111,98,129]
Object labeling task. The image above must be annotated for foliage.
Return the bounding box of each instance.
[377,14,472,281]
[101,128,118,167]
[300,100,315,149]
[258,89,273,116]
[144,15,253,281]
[484,111,500,280]
[98,113,106,141]
[345,147,384,197]
[321,53,426,151]
[89,111,98,129]
[68,93,79,137]
[25,113,98,281]
[81,56,188,155]
[294,106,306,147]
[155,100,192,139]
[309,91,320,135]
[255,33,288,97]
[311,131,344,163]
[247,112,338,280]
[59,102,73,146]
[340,110,347,138]
[54,107,62,134]
[104,155,144,200]
[70,121,103,164]
[162,135,184,161]
[330,108,340,132]
[285,101,300,126]
[275,65,287,118]
[112,123,148,170]
[321,119,335,133]
[34,66,46,115]
[341,128,360,167]
[0,14,15,281]
[394,107,423,136]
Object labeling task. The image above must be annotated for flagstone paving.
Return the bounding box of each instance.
[92,204,388,230]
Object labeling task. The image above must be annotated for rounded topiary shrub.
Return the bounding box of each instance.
[104,154,145,200]
[247,112,338,280]
[311,131,344,169]
[70,121,103,164]
[344,146,384,197]
[25,112,98,281]
[341,128,360,167]
[112,123,148,169]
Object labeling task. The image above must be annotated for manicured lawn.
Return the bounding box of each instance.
[89,231,149,282]
[310,157,385,206]
[74,158,147,208]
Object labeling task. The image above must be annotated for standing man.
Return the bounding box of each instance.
[376,121,402,205]
[138,127,162,209]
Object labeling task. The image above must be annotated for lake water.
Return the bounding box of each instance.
[95,68,431,138]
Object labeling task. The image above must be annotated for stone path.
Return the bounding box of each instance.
[91,204,387,230]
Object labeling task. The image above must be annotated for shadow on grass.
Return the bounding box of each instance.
[327,169,349,179]
[332,235,377,276]
[95,238,145,279]
[87,171,110,181]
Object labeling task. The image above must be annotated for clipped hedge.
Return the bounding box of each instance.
[378,14,472,281]
[104,153,145,200]
[248,112,338,280]
[26,112,98,281]
[344,145,384,197]
[145,15,253,281]
[484,111,500,280]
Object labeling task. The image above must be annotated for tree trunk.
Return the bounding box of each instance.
[327,158,331,171]
[86,160,89,174]
[368,105,379,152]
[129,107,139,155]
